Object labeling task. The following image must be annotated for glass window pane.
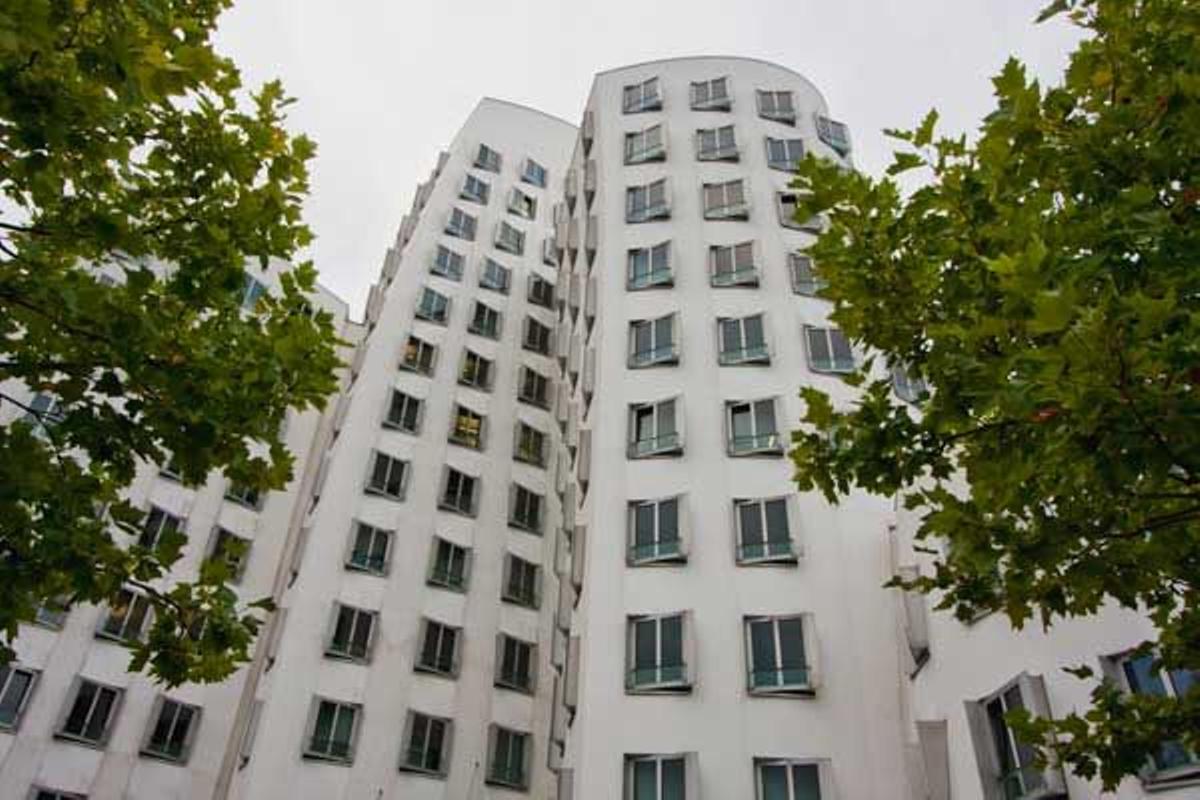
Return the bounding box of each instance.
[793,764,823,800]
[659,499,679,542]
[762,764,790,800]
[765,500,789,542]
[635,505,655,546]
[311,701,335,751]
[83,687,114,742]
[662,758,686,800]
[657,401,676,437]
[807,329,831,366]
[634,760,658,800]
[661,616,683,666]
[744,315,764,347]
[740,503,764,545]
[750,621,776,671]
[778,619,806,668]
[635,620,656,669]
[0,670,31,725]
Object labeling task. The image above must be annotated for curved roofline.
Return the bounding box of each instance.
[476,96,579,130]
[593,55,831,111]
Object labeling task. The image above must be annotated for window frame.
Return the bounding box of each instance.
[517,366,550,409]
[788,252,826,297]
[622,77,662,114]
[415,618,461,677]
[624,124,666,165]
[431,244,465,281]
[521,157,547,187]
[383,388,422,434]
[460,173,490,204]
[718,314,770,365]
[415,287,451,325]
[55,678,124,747]
[509,483,544,534]
[96,588,152,644]
[623,752,697,800]
[695,124,738,161]
[495,633,538,694]
[364,450,409,500]
[776,191,825,232]
[756,89,796,124]
[627,496,686,566]
[734,497,797,564]
[467,300,502,340]
[345,520,393,575]
[399,335,437,375]
[626,612,693,693]
[627,242,672,290]
[324,602,378,663]
[458,350,494,392]
[626,179,670,223]
[140,696,201,763]
[814,114,852,156]
[427,537,471,592]
[709,241,758,287]
[1106,650,1200,785]
[753,757,831,800]
[495,220,526,255]
[205,526,250,583]
[690,76,731,110]
[439,464,480,515]
[474,144,502,173]
[479,257,511,294]
[702,179,750,220]
[138,505,184,550]
[301,696,361,764]
[523,317,553,356]
[726,398,783,457]
[486,724,532,790]
[627,397,683,458]
[445,207,477,240]
[508,186,538,220]
[765,136,805,171]
[0,664,38,732]
[804,325,856,374]
[628,314,679,368]
[502,553,541,609]
[399,710,453,777]
[744,614,815,695]
[527,274,556,309]
[513,421,547,467]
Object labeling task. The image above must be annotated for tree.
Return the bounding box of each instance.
[0,1,341,686]
[788,0,1197,788]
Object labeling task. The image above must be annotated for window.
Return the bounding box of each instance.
[892,365,928,404]
[517,366,550,408]
[626,179,670,223]
[22,392,64,430]
[542,236,557,266]
[502,553,540,608]
[495,221,526,255]
[138,506,183,549]
[479,258,511,293]
[727,400,781,456]
[522,157,547,187]
[440,466,479,514]
[365,451,408,500]
[735,498,796,563]
[745,615,813,693]
[487,725,531,789]
[691,76,730,110]
[625,753,696,800]
[32,789,85,800]
[788,253,825,297]
[804,326,855,373]
[158,455,183,481]
[303,698,360,762]
[142,697,200,762]
[814,114,851,156]
[509,484,543,533]
[448,406,485,451]
[508,187,537,220]
[710,241,757,287]
[527,275,555,309]
[755,759,826,800]
[475,143,502,172]
[415,287,450,324]
[459,350,493,391]
[496,634,536,693]
[0,664,37,731]
[757,89,796,124]
[57,679,122,746]
[766,137,805,171]
[628,242,672,289]
[400,335,437,375]
[346,521,392,574]
[326,603,376,662]
[97,588,152,643]
[34,598,69,629]
[719,315,769,365]
[468,301,502,339]
[400,711,452,776]
[431,245,465,280]
[415,619,459,676]
[777,192,824,232]
[514,422,547,467]
[461,174,490,204]
[966,674,1066,800]
[696,125,738,161]
[628,497,684,565]
[625,124,666,164]
[523,317,553,355]
[627,613,691,692]
[628,398,681,458]
[240,274,268,311]
[224,482,262,510]
[703,179,749,219]
[445,207,477,240]
[383,389,422,433]
[1112,652,1199,782]
[629,314,678,368]
[206,527,250,582]
[428,538,470,592]
[623,77,661,113]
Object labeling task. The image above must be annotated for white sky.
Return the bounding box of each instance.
[213,1,1082,317]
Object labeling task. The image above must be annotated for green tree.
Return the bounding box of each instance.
[0,0,340,686]
[789,0,1198,788]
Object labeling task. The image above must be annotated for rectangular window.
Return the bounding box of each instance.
[626,179,670,223]
[804,326,855,373]
[138,506,183,549]
[522,157,547,187]
[696,125,738,161]
[788,253,826,296]
[517,366,550,408]
[206,527,250,582]
[459,350,493,391]
[755,758,825,800]
[365,451,408,500]
[460,174,490,204]
[625,753,694,800]
[58,679,122,746]
[415,287,450,324]
[702,179,749,219]
[891,364,928,404]
[97,588,152,643]
[1113,652,1199,781]
[727,400,781,455]
[757,90,796,124]
[628,242,672,290]
[224,482,262,510]
[966,677,1059,799]
[400,711,452,776]
[496,634,536,693]
[495,221,526,255]
[627,613,691,692]
[628,398,682,458]
[34,598,69,629]
[0,664,37,731]
[303,698,360,762]
[508,187,538,220]
[523,317,553,355]
[240,274,268,312]
[32,789,85,800]
[542,236,557,266]
[514,422,547,467]
[625,124,666,164]
[691,76,730,110]
[399,335,437,375]
[475,144,502,173]
[487,725,531,789]
[326,603,376,662]
[479,258,511,294]
[502,553,540,608]
[509,484,543,533]
[735,497,795,563]
[719,314,769,365]
[814,114,851,155]
[445,207,477,240]
[415,619,459,676]
[527,275,556,309]
[428,538,470,592]
[628,314,678,368]
[346,521,392,575]
[384,389,422,433]
[440,466,479,514]
[142,697,200,762]
[777,191,824,232]
[766,137,805,171]
[628,497,684,565]
[745,615,812,693]
[468,301,502,339]
[431,245,465,280]
[448,406,485,452]
[622,77,661,113]
[710,241,758,287]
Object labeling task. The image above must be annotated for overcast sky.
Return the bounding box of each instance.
[213,1,1082,317]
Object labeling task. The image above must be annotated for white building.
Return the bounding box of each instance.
[1,57,1193,800]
